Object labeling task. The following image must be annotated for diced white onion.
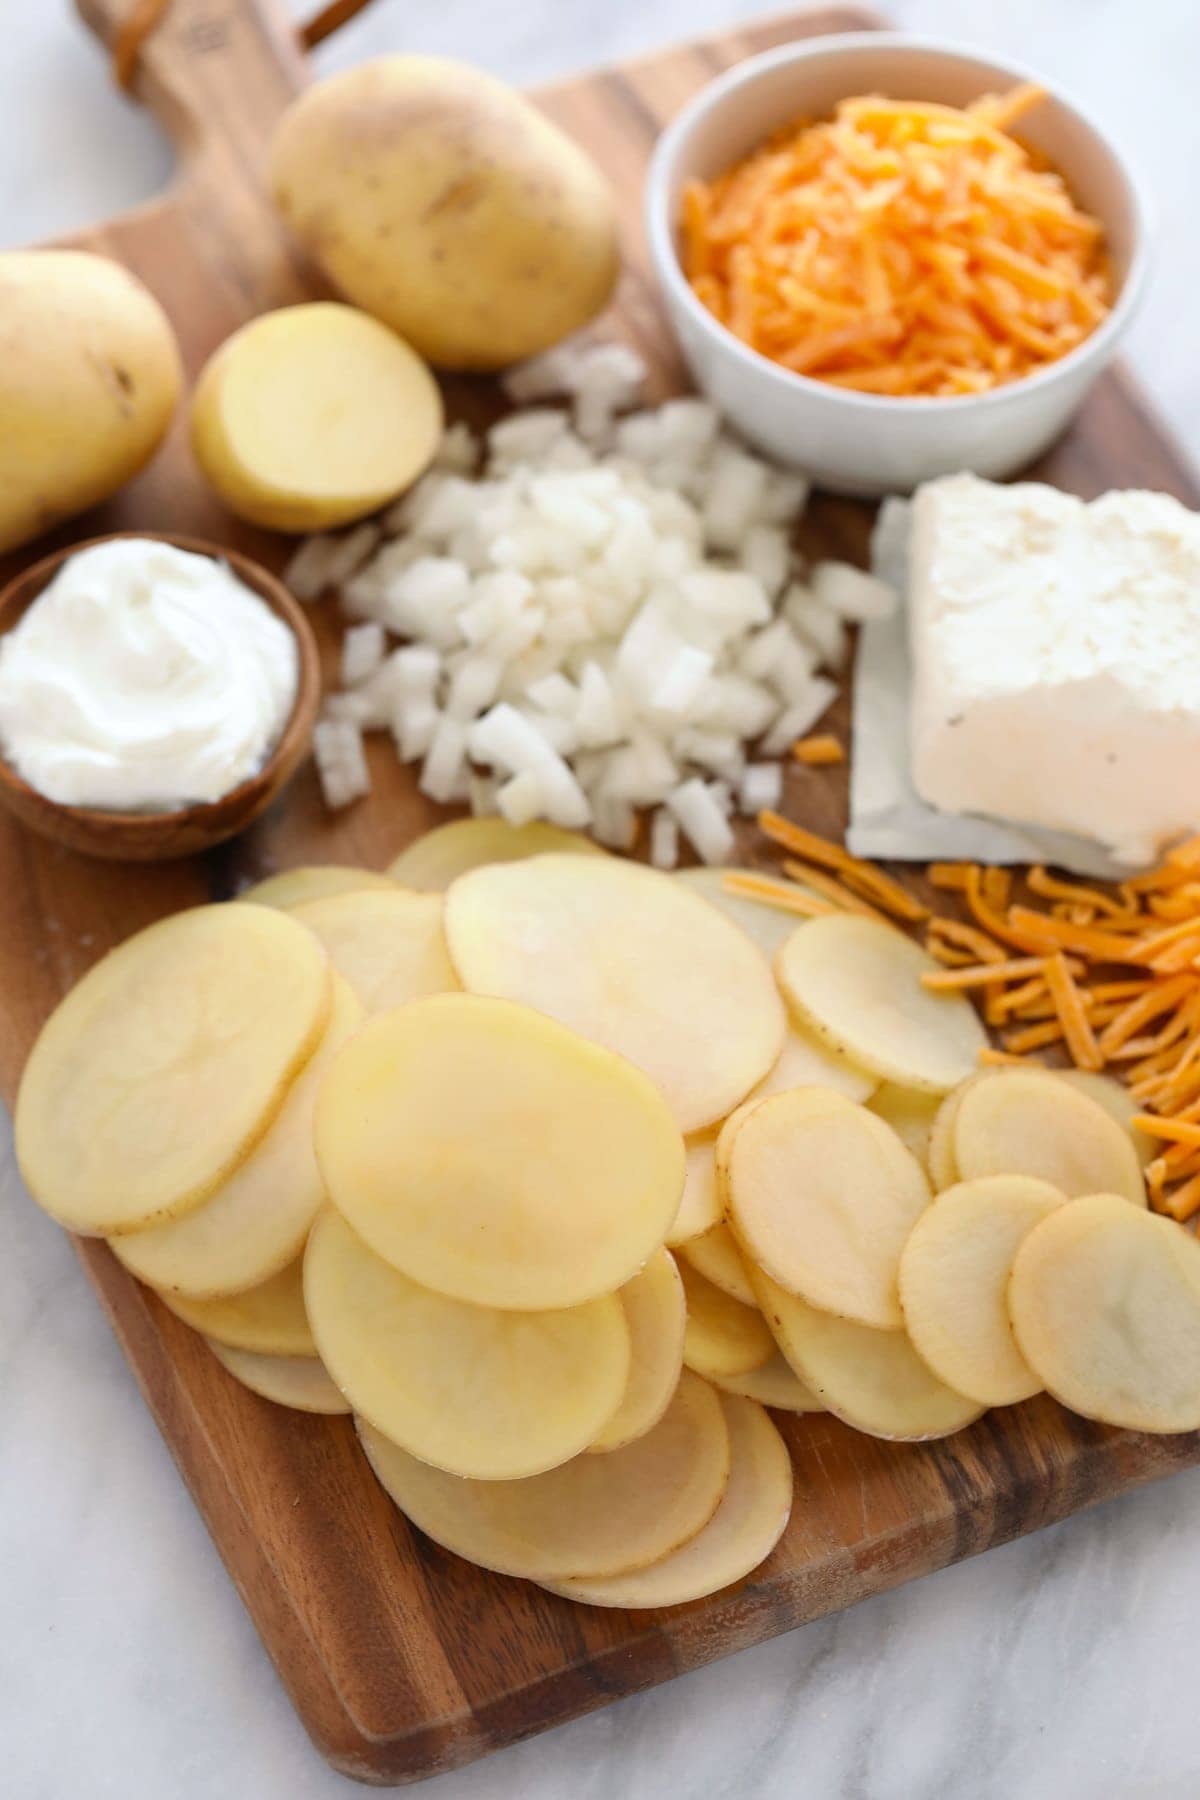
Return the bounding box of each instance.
[810,560,898,621]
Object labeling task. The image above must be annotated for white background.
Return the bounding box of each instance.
[4,4,1200,1798]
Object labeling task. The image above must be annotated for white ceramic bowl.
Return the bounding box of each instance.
[645,34,1150,496]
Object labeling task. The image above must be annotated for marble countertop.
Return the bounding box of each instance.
[4,3,1200,1797]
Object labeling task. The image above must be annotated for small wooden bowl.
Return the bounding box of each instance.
[0,532,321,862]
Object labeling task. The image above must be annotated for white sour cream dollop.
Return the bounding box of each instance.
[0,539,299,810]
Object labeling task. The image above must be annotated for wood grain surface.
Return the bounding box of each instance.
[4,0,1199,1784]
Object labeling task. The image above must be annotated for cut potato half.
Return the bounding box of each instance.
[314,993,683,1310]
[1056,1070,1156,1168]
[709,1351,824,1414]
[898,1175,1067,1406]
[306,1208,629,1479]
[589,1248,686,1453]
[681,1259,774,1379]
[386,818,605,891]
[751,1267,983,1440]
[16,905,330,1237]
[681,1223,756,1308]
[159,1257,314,1357]
[675,866,826,961]
[239,866,396,911]
[112,976,364,1299]
[207,1341,349,1415]
[547,1392,792,1608]
[1009,1193,1200,1433]
[775,914,985,1093]
[867,1084,942,1173]
[291,888,457,1011]
[444,853,786,1132]
[954,1069,1145,1208]
[357,1368,731,1582]
[667,1132,723,1246]
[727,1090,930,1329]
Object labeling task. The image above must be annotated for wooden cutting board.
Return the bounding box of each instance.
[6,0,1200,1785]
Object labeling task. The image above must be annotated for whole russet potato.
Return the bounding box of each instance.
[0,250,182,553]
[269,56,620,371]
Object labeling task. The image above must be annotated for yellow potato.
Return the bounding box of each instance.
[270,57,618,371]
[304,1209,629,1479]
[727,1091,931,1329]
[159,1258,314,1357]
[207,1341,349,1416]
[666,1131,724,1247]
[680,1260,774,1379]
[314,993,683,1309]
[547,1392,792,1608]
[0,249,181,553]
[290,888,457,1011]
[589,1248,686,1453]
[1009,1193,1200,1433]
[386,819,605,891]
[445,854,786,1132]
[1056,1070,1156,1168]
[191,302,442,532]
[358,1370,730,1581]
[927,1074,992,1192]
[15,905,330,1237]
[867,1084,942,1173]
[898,1176,1067,1406]
[954,1069,1146,1207]
[775,914,986,1093]
[751,1025,878,1106]
[751,1268,983,1441]
[708,1352,824,1414]
[110,977,364,1299]
[239,866,397,910]
[681,1223,756,1308]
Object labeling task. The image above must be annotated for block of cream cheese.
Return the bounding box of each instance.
[907,473,1200,866]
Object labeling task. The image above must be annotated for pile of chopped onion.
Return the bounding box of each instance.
[288,344,895,864]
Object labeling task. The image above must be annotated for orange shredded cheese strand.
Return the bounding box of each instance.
[721,872,835,921]
[757,812,928,922]
[1154,1168,1200,1222]
[1132,1116,1200,1149]
[780,859,891,924]
[921,956,1050,991]
[792,735,845,766]
[1043,952,1102,1071]
[1097,973,1198,1055]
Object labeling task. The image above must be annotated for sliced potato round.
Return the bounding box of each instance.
[207,1341,349,1415]
[867,1084,942,1173]
[927,1074,991,1192]
[709,1351,824,1414]
[1056,1070,1156,1168]
[444,854,786,1132]
[239,866,396,910]
[357,1368,731,1582]
[159,1257,314,1356]
[547,1392,792,1608]
[111,976,364,1299]
[955,1069,1146,1207]
[306,1208,629,1478]
[589,1248,686,1453]
[752,1023,877,1106]
[727,1090,930,1329]
[1009,1193,1200,1433]
[713,1085,857,1212]
[667,1132,723,1247]
[751,1267,983,1440]
[386,819,605,891]
[681,1223,756,1308]
[291,888,457,1011]
[16,905,330,1236]
[315,993,683,1309]
[898,1175,1067,1406]
[775,914,986,1094]
[681,1259,774,1379]
[674,866,826,961]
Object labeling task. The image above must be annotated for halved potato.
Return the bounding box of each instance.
[15,905,330,1237]
[681,1223,756,1308]
[314,993,683,1310]
[444,854,786,1132]
[727,1090,930,1329]
[159,1257,314,1357]
[681,1260,774,1379]
[387,818,605,891]
[954,1069,1145,1207]
[547,1392,792,1608]
[1056,1070,1156,1168]
[305,1208,629,1478]
[1009,1193,1200,1433]
[208,1340,349,1415]
[291,888,457,1011]
[674,866,826,961]
[357,1368,731,1582]
[751,1267,983,1440]
[589,1248,686,1453]
[111,976,364,1299]
[775,914,985,1094]
[709,1352,824,1414]
[867,1084,942,1173]
[667,1132,724,1247]
[239,866,396,910]
[898,1175,1067,1406]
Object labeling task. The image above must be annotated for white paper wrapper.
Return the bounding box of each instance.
[847,499,1138,881]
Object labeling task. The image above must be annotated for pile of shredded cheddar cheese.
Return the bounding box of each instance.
[683,85,1113,396]
[729,815,1200,1223]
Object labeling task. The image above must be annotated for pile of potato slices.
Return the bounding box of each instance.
[16,819,1200,1614]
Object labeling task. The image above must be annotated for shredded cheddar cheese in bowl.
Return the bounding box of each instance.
[682,85,1114,397]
